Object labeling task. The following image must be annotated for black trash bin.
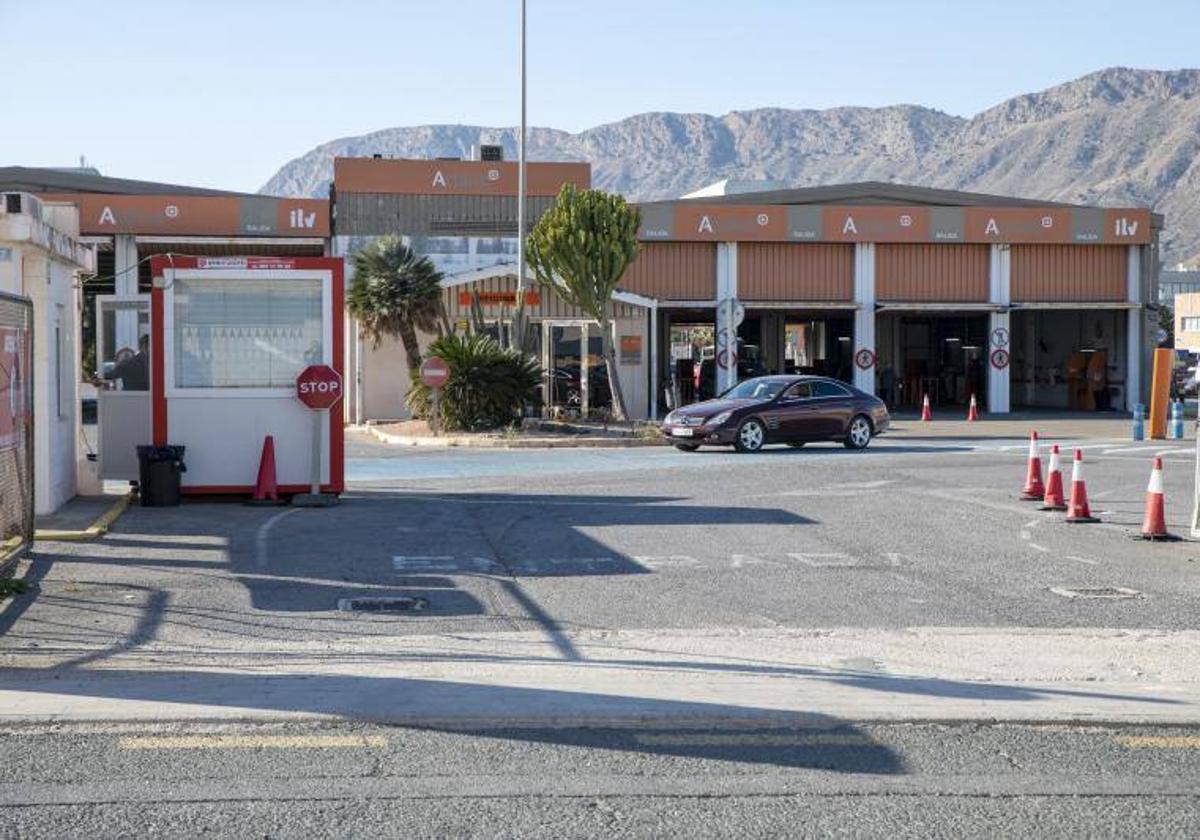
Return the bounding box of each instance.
[136,445,187,507]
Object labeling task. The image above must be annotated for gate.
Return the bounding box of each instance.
[0,291,33,571]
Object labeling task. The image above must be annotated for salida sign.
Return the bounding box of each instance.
[296,365,342,410]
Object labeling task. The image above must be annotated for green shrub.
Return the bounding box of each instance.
[407,334,541,431]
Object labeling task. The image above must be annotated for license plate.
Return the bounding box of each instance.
[671,427,694,437]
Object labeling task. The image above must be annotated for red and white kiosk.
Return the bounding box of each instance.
[144,254,344,496]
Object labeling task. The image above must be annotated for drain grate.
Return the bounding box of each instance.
[337,596,429,613]
[1050,586,1141,600]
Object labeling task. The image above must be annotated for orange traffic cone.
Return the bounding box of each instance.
[967,394,979,422]
[921,393,932,422]
[1040,444,1067,511]
[249,435,283,505]
[1139,457,1173,540]
[1065,449,1099,523]
[1020,431,1045,501]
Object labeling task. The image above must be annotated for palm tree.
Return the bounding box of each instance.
[348,236,449,376]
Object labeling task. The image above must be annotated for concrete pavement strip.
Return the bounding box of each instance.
[33,493,135,543]
[3,627,1199,725]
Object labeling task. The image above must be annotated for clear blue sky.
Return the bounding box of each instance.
[3,0,1196,193]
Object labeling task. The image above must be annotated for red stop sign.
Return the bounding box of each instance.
[296,364,343,410]
[420,356,450,389]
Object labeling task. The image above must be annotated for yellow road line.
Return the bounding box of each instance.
[1115,735,1200,749]
[118,734,388,750]
[634,733,874,748]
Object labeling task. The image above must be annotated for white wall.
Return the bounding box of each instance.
[25,251,80,514]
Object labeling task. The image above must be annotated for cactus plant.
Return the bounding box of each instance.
[525,185,641,421]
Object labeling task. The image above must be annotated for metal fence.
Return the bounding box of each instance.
[0,291,33,571]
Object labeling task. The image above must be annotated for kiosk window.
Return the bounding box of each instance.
[174,277,323,389]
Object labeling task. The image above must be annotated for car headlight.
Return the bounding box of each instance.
[708,410,733,426]
[664,411,677,424]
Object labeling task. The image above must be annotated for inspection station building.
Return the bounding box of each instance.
[330,153,1160,421]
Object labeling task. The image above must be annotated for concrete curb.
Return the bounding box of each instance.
[362,425,667,449]
[34,492,135,543]
[0,541,23,577]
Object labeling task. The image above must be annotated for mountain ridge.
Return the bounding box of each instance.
[261,67,1200,264]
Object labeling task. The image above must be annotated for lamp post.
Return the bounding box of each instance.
[513,0,528,350]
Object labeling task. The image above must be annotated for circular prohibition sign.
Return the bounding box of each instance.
[854,348,877,371]
[716,349,738,370]
[990,348,1011,370]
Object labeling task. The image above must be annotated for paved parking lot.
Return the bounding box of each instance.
[4,428,1200,832]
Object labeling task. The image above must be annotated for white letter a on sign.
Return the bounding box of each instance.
[842,216,857,235]
[698,215,713,234]
[98,206,117,226]
[432,170,447,188]
[985,218,1000,236]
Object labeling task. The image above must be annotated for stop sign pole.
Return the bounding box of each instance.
[420,356,450,435]
[295,364,343,504]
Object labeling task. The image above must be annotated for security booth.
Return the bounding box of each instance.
[145,255,344,495]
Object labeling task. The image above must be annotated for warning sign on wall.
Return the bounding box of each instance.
[0,327,30,452]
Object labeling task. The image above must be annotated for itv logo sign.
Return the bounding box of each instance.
[288,208,317,229]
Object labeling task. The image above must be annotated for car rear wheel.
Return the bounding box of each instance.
[673,443,700,452]
[734,418,766,453]
[844,414,873,450]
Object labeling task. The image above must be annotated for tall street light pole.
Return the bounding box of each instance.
[515,0,527,318]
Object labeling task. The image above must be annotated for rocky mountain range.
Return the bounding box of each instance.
[261,67,1200,266]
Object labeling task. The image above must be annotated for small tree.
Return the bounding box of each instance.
[348,236,450,376]
[526,185,641,421]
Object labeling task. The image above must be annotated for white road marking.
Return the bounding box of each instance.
[1027,543,1051,553]
[729,554,787,569]
[393,555,457,571]
[788,552,860,568]
[1064,555,1100,565]
[634,555,702,570]
[255,508,300,569]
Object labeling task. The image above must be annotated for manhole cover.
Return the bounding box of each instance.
[337,596,429,613]
[1050,586,1141,600]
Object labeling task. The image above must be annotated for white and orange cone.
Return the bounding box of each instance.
[1040,444,1067,511]
[1139,457,1173,540]
[921,393,932,422]
[1065,449,1099,523]
[1020,431,1045,501]
[967,394,979,422]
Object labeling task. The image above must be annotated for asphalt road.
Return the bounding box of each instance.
[4,432,1200,836]
[3,719,1200,838]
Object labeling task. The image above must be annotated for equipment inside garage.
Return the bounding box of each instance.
[1010,309,1128,410]
[875,313,988,409]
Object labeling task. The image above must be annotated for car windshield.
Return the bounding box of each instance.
[722,379,789,401]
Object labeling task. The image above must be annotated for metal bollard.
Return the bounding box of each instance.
[1132,403,1145,441]
[1170,400,1185,440]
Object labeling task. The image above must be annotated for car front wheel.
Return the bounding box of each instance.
[844,414,873,450]
[734,418,766,453]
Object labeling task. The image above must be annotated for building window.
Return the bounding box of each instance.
[1182,317,1200,332]
[173,277,323,389]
